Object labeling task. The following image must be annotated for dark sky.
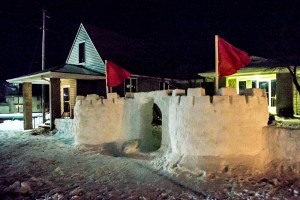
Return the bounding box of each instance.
[1,0,300,80]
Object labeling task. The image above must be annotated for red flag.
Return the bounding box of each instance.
[106,60,131,87]
[218,37,250,77]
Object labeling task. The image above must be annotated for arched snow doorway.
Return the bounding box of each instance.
[151,103,162,151]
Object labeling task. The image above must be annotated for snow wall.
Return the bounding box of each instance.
[261,126,300,174]
[73,91,171,150]
[73,88,268,153]
[169,94,268,156]
[70,87,300,174]
[73,94,125,145]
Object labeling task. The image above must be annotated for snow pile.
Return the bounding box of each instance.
[0,120,24,131]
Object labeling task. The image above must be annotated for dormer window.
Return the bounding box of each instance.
[79,42,85,63]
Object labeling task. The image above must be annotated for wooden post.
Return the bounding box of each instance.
[23,82,33,130]
[215,35,219,94]
[105,60,109,97]
[50,78,61,130]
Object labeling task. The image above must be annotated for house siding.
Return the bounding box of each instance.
[294,77,300,115]
[60,79,77,118]
[66,25,105,73]
[276,73,293,117]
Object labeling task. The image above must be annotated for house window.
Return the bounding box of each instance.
[259,81,269,103]
[79,42,85,63]
[159,82,169,90]
[252,80,257,88]
[271,80,276,107]
[228,79,236,88]
[125,78,137,93]
[63,87,70,113]
[239,81,247,90]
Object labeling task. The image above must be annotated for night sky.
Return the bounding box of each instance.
[1,0,300,81]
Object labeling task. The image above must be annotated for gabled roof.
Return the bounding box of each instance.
[7,64,105,84]
[81,24,205,79]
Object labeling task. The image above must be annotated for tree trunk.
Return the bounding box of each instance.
[287,66,300,94]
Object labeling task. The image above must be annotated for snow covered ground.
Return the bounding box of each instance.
[0,120,299,199]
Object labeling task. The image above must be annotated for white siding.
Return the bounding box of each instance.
[66,24,105,73]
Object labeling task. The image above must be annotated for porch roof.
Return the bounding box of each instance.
[198,56,288,78]
[7,64,105,84]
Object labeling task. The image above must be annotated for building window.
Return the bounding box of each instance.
[271,80,276,107]
[228,79,236,88]
[63,87,70,112]
[159,82,169,90]
[125,78,137,93]
[252,80,257,88]
[259,81,269,104]
[239,81,247,90]
[79,42,85,63]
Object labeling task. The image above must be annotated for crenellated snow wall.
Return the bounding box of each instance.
[73,88,268,153]
[70,87,300,174]
[73,94,125,145]
[169,95,269,156]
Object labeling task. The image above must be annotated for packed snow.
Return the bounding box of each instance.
[0,120,300,199]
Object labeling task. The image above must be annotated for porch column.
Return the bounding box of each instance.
[50,78,61,129]
[23,82,32,129]
[276,73,293,117]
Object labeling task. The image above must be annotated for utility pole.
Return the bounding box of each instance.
[42,9,46,123]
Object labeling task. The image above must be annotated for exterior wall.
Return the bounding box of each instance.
[5,96,41,113]
[227,73,277,114]
[73,94,124,145]
[136,77,161,92]
[60,79,77,117]
[77,79,106,98]
[66,24,105,73]
[0,104,9,114]
[276,73,293,117]
[293,77,300,115]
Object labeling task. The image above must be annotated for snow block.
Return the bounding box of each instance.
[187,88,206,97]
[86,94,100,100]
[245,88,266,97]
[218,87,238,96]
[107,93,118,101]
[125,92,134,98]
[172,89,186,96]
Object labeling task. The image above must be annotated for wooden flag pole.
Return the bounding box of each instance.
[215,35,219,94]
[105,60,109,97]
